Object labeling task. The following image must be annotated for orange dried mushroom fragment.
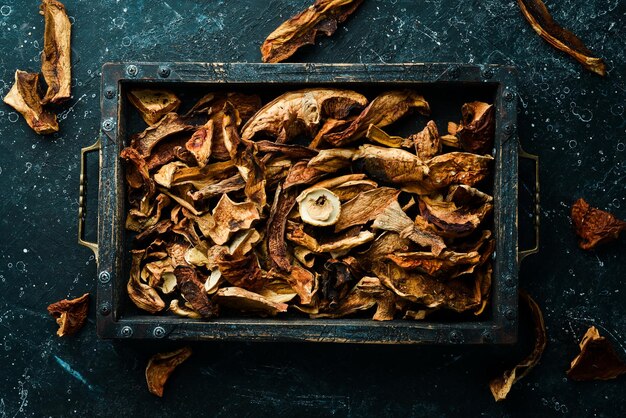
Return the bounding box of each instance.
[3,70,59,134]
[145,347,192,397]
[40,0,72,104]
[47,293,89,337]
[571,198,626,250]
[567,326,626,381]
[128,89,181,126]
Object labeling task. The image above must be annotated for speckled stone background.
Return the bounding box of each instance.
[0,0,624,416]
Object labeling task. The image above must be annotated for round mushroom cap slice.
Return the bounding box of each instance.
[297,188,341,227]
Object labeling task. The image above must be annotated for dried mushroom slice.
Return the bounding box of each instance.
[517,0,606,76]
[126,193,171,232]
[283,161,328,189]
[323,90,430,146]
[490,291,546,401]
[426,152,493,189]
[189,175,245,201]
[169,299,202,319]
[174,266,219,319]
[207,194,260,245]
[146,347,192,398]
[334,187,400,232]
[241,88,367,142]
[40,0,71,104]
[269,264,316,305]
[185,119,214,168]
[127,249,165,314]
[287,222,375,255]
[267,185,298,272]
[419,195,492,237]
[297,188,341,227]
[567,326,626,381]
[313,277,395,320]
[215,251,265,291]
[409,120,441,160]
[366,124,412,148]
[47,293,89,337]
[385,250,481,278]
[130,113,193,158]
[372,200,445,256]
[3,70,59,134]
[128,89,181,126]
[353,145,429,184]
[373,261,480,312]
[261,0,364,63]
[307,148,356,172]
[454,102,495,154]
[214,287,288,316]
[255,140,319,159]
[571,198,626,250]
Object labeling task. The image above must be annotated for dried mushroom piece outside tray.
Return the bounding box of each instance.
[121,86,495,321]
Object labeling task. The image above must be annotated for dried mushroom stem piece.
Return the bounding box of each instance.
[185,119,213,168]
[261,0,364,63]
[128,89,181,126]
[169,299,202,319]
[516,0,606,76]
[297,188,341,227]
[571,198,626,250]
[324,90,431,146]
[566,326,626,381]
[489,291,546,402]
[214,287,288,316]
[366,124,412,148]
[146,347,193,398]
[47,293,89,337]
[241,88,367,142]
[40,0,71,104]
[3,70,59,134]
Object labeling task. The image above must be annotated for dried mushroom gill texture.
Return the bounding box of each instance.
[121,86,495,321]
[567,326,626,381]
[490,292,547,402]
[146,347,192,397]
[47,293,89,337]
[3,70,59,134]
[571,198,626,250]
[516,0,606,76]
[261,0,364,63]
[40,0,72,103]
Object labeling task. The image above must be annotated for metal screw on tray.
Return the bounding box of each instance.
[504,90,515,102]
[505,308,516,321]
[98,271,111,284]
[503,123,514,135]
[449,330,464,343]
[449,67,460,79]
[483,68,494,79]
[126,64,138,77]
[102,118,115,132]
[158,66,170,78]
[104,86,116,99]
[153,326,166,338]
[99,303,111,316]
[120,326,133,337]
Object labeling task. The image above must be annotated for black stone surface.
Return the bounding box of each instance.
[0,0,624,416]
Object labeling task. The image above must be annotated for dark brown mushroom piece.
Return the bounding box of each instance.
[146,347,192,398]
[571,198,626,250]
[453,102,495,154]
[174,266,219,319]
[40,0,71,104]
[3,70,59,134]
[47,293,90,337]
[128,89,181,126]
[567,326,626,381]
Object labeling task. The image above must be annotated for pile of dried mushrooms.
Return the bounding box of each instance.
[121,87,496,321]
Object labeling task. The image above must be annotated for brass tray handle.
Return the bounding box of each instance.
[78,137,101,262]
[518,147,540,262]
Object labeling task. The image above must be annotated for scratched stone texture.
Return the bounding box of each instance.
[0,0,625,416]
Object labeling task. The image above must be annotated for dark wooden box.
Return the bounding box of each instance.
[84,62,534,344]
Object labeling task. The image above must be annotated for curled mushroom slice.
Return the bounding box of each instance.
[334,187,400,232]
[204,269,223,294]
[261,0,364,63]
[425,152,493,189]
[297,188,341,227]
[185,119,213,168]
[47,293,89,337]
[323,90,430,146]
[189,175,245,201]
[312,277,395,320]
[154,162,188,189]
[385,250,481,278]
[130,113,193,158]
[366,124,412,148]
[207,194,260,246]
[287,221,375,255]
[174,266,219,319]
[169,299,202,319]
[269,264,316,305]
[409,120,441,160]
[419,195,492,237]
[267,185,298,272]
[215,251,265,291]
[254,140,319,159]
[214,287,288,316]
[128,89,181,126]
[357,232,411,272]
[40,0,71,104]
[127,249,165,314]
[146,347,192,398]
[228,229,262,257]
[353,145,429,184]
[283,161,327,189]
[3,70,59,134]
[372,200,445,256]
[293,246,316,268]
[241,88,367,142]
[126,193,170,232]
[307,148,356,172]
[567,326,626,381]
[453,102,495,154]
